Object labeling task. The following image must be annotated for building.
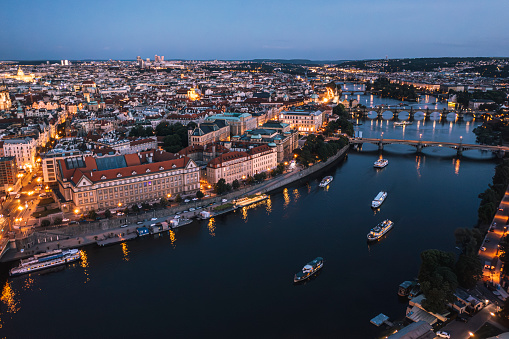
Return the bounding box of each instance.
[42,150,83,184]
[205,112,258,136]
[56,150,200,212]
[2,137,37,170]
[206,144,277,184]
[189,120,230,146]
[280,108,324,133]
[0,156,18,193]
[0,85,11,111]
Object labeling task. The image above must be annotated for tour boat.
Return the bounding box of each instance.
[367,220,394,242]
[319,176,333,187]
[294,257,324,283]
[393,121,412,126]
[373,159,389,168]
[371,191,388,208]
[9,249,81,276]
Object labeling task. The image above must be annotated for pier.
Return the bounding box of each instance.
[350,137,509,157]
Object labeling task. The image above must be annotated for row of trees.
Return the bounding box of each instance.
[129,121,198,153]
[294,134,348,167]
[450,89,506,109]
[329,103,353,136]
[478,159,509,226]
[213,163,286,194]
[418,228,483,313]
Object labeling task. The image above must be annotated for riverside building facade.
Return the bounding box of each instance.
[56,150,200,212]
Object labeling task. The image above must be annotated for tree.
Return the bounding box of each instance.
[160,197,168,207]
[141,203,150,210]
[131,205,140,213]
[232,180,240,190]
[214,178,230,195]
[196,190,204,199]
[53,217,62,225]
[455,254,483,289]
[41,219,50,227]
[175,194,182,203]
[418,249,458,313]
[87,210,97,220]
[104,209,112,218]
[123,207,130,215]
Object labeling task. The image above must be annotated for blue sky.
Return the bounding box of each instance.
[1,0,508,60]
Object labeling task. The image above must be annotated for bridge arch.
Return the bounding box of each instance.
[367,111,378,119]
[381,111,394,120]
[398,111,409,120]
[414,111,425,120]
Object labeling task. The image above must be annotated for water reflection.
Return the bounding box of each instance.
[265,196,272,214]
[207,217,216,237]
[121,243,130,262]
[169,230,176,248]
[80,250,90,284]
[23,277,35,291]
[1,281,20,314]
[241,207,248,222]
[416,155,422,178]
[283,188,290,208]
[454,159,461,175]
[293,189,300,203]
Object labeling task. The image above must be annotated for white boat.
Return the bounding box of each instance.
[367,220,394,241]
[319,176,333,187]
[374,159,389,168]
[371,191,388,208]
[394,121,412,126]
[9,249,81,276]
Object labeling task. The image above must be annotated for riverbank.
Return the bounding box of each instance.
[1,145,349,263]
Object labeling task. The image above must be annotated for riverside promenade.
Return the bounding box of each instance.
[1,145,349,263]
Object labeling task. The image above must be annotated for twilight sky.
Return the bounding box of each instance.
[1,0,508,61]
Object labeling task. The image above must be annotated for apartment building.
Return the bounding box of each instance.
[280,109,324,133]
[2,137,37,170]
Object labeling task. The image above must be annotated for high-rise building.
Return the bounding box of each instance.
[0,156,18,192]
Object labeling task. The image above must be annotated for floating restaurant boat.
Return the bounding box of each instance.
[234,194,269,207]
[9,249,81,276]
[294,257,324,283]
[371,191,388,208]
[319,176,333,187]
[367,219,394,242]
[393,121,412,126]
[373,159,389,168]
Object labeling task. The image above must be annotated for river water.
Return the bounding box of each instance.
[0,90,499,338]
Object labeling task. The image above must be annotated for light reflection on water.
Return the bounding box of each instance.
[265,197,272,214]
[292,189,300,203]
[1,280,19,314]
[80,250,90,284]
[169,230,176,248]
[207,218,216,237]
[283,188,290,208]
[121,243,130,262]
[454,159,461,175]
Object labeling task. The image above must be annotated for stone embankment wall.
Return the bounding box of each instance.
[14,146,349,251]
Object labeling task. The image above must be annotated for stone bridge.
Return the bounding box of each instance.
[349,137,509,157]
[347,107,488,119]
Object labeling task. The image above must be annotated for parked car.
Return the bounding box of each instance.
[62,218,69,222]
[184,199,190,203]
[175,211,182,215]
[117,212,124,216]
[481,247,487,251]
[499,207,504,211]
[151,217,157,221]
[222,199,228,203]
[436,331,451,338]
[14,194,21,199]
[189,208,195,211]
[121,224,128,228]
[192,198,198,201]
[136,221,143,225]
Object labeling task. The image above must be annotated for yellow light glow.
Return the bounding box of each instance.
[74,208,80,214]
[17,206,23,211]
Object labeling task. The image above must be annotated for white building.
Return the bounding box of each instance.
[3,137,37,170]
[280,109,324,133]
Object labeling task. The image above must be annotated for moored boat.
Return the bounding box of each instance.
[294,257,323,283]
[367,219,394,242]
[319,176,333,187]
[9,249,81,276]
[393,121,412,126]
[373,159,389,168]
[371,191,388,208]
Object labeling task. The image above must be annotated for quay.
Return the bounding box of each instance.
[97,233,138,247]
[1,145,350,263]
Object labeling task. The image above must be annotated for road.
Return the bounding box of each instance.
[441,304,506,338]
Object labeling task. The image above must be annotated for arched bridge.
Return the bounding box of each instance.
[349,137,509,157]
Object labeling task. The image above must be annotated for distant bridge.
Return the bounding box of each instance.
[347,107,489,119]
[349,137,509,157]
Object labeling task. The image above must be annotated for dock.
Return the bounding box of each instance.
[370,313,393,327]
[96,233,138,246]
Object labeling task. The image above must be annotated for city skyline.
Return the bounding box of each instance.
[1,0,509,61]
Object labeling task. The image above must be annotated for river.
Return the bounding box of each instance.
[0,92,499,338]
